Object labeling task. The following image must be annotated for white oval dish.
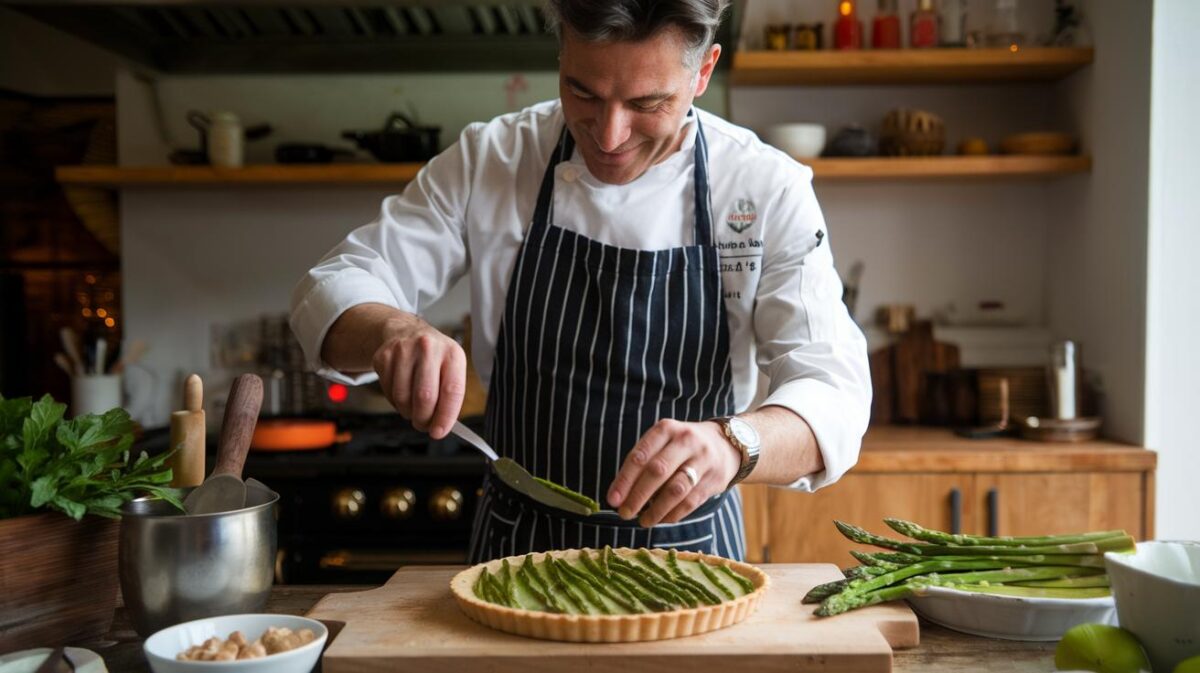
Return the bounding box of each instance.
[906,584,1116,641]
[143,614,327,673]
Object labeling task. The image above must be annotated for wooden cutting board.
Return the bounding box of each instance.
[307,563,919,673]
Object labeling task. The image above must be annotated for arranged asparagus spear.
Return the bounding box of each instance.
[883,518,1125,547]
[835,521,1134,556]
[810,519,1134,618]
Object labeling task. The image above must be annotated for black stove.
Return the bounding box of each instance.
[139,414,488,585]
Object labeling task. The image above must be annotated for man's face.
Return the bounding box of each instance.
[558,28,720,186]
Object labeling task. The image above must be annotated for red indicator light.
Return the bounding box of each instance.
[327,383,348,403]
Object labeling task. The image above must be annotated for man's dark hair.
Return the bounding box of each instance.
[543,0,729,69]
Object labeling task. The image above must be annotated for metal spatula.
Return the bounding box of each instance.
[450,421,594,516]
[183,374,263,515]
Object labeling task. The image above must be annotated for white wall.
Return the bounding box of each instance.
[115,68,727,424]
[1145,0,1200,541]
[1046,0,1152,444]
[0,7,118,96]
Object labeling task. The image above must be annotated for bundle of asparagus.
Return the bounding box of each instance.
[806,518,1135,617]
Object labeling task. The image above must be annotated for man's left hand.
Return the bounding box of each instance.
[606,419,741,527]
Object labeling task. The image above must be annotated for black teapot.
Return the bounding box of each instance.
[342,113,441,163]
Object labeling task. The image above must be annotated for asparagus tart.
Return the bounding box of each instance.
[450,547,768,642]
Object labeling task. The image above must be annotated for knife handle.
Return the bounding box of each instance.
[213,374,263,478]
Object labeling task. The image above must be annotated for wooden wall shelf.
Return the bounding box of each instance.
[731,47,1094,86]
[805,155,1092,180]
[57,156,1090,188]
[55,164,423,188]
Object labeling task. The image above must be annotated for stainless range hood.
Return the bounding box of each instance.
[5,2,565,73]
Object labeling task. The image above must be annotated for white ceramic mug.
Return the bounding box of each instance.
[71,374,123,417]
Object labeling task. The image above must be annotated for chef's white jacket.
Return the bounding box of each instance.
[290,100,871,492]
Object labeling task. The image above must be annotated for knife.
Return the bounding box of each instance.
[450,421,594,516]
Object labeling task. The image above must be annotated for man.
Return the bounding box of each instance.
[290,0,871,563]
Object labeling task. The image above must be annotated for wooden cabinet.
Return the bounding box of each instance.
[975,472,1149,539]
[740,427,1156,565]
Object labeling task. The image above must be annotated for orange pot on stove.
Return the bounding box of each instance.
[250,419,350,451]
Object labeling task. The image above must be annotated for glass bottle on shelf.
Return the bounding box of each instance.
[986,0,1026,48]
[910,0,940,48]
[833,0,863,50]
[939,0,967,47]
[872,0,902,49]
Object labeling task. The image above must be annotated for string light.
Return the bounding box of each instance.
[104,317,115,328]
[96,308,108,318]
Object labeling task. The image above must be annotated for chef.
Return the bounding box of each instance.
[290,0,871,563]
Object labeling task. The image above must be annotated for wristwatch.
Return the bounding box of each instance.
[712,416,761,487]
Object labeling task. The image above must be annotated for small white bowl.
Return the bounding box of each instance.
[906,584,1116,641]
[143,614,328,673]
[1106,541,1200,673]
[764,123,827,159]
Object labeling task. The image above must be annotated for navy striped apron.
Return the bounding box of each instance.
[468,112,746,563]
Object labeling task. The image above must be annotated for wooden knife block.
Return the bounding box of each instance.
[870,321,960,425]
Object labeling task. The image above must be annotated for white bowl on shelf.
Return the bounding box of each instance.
[764,123,827,159]
[143,614,327,673]
[906,585,1116,641]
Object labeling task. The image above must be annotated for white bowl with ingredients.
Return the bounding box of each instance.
[143,614,327,673]
[764,123,826,159]
[1105,541,1200,673]
[906,585,1116,641]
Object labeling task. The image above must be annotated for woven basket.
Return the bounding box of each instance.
[880,108,946,156]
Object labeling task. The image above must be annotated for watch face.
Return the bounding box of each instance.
[729,417,759,447]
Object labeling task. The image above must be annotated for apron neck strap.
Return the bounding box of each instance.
[531,108,715,247]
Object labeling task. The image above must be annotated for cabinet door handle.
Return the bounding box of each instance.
[987,488,999,537]
[949,488,962,535]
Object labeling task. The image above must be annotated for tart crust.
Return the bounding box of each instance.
[450,547,770,643]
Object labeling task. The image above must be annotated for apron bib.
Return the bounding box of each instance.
[468,112,745,562]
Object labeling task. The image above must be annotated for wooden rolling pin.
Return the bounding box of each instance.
[167,374,206,488]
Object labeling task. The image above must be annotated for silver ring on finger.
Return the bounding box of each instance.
[681,465,700,488]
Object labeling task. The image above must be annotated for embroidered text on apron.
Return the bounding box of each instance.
[468,112,746,563]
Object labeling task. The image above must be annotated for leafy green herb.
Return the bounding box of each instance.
[0,394,182,521]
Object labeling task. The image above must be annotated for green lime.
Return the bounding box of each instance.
[1055,623,1151,673]
[1174,655,1200,673]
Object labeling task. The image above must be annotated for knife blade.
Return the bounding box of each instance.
[451,421,593,516]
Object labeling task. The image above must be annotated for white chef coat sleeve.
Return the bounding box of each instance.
[752,164,872,492]
[289,125,478,386]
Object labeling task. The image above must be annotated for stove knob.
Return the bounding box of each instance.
[333,488,366,519]
[429,487,464,521]
[381,487,417,519]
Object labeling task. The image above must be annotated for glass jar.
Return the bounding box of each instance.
[986,0,1026,48]
[207,111,243,168]
[833,0,863,50]
[939,0,967,47]
[872,0,902,49]
[910,0,939,48]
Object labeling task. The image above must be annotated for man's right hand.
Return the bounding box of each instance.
[320,304,466,440]
[372,317,467,439]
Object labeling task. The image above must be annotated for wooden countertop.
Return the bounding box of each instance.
[85,585,1056,672]
[857,426,1156,473]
